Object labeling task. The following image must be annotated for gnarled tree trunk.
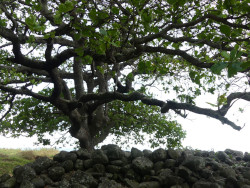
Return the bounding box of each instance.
[68,106,111,151]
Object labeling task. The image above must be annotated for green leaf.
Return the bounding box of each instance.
[141,10,152,23]
[54,11,62,24]
[89,9,98,24]
[172,43,180,49]
[230,44,239,61]
[138,60,153,73]
[111,6,119,14]
[167,0,176,5]
[58,1,74,13]
[75,47,84,57]
[25,15,36,30]
[96,42,106,55]
[27,35,35,43]
[228,61,244,78]
[235,51,243,59]
[213,37,221,42]
[97,66,104,74]
[83,55,93,64]
[110,41,120,47]
[74,31,82,41]
[220,25,231,36]
[230,49,237,61]
[211,62,228,74]
[240,61,250,71]
[99,28,107,36]
[30,79,36,84]
[189,71,201,85]
[217,93,227,106]
[206,102,218,107]
[127,72,134,81]
[221,51,230,60]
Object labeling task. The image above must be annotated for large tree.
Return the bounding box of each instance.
[0,0,249,150]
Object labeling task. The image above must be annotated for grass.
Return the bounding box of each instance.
[0,148,59,176]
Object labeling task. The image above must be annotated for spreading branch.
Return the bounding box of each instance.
[0,84,50,101]
[0,94,15,122]
[71,91,243,131]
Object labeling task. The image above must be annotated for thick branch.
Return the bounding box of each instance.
[0,4,18,32]
[43,49,76,70]
[0,64,92,81]
[73,57,84,99]
[219,92,250,116]
[45,38,53,62]
[1,77,51,85]
[39,0,56,25]
[73,91,244,130]
[161,101,242,130]
[143,45,212,68]
[133,13,249,45]
[0,84,50,101]
[0,25,18,42]
[62,80,72,100]
[162,35,248,57]
[49,68,63,100]
[0,94,15,122]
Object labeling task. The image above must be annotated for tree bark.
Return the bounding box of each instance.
[67,105,110,150]
[68,111,94,150]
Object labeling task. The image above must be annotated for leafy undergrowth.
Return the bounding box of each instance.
[0,148,59,176]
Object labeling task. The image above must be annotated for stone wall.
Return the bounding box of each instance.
[1,144,250,188]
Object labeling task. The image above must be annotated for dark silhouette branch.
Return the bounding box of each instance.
[73,57,84,99]
[219,92,250,116]
[161,101,242,131]
[73,91,244,131]
[143,45,212,68]
[0,84,50,101]
[0,94,15,122]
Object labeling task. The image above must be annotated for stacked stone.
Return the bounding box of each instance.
[1,145,250,188]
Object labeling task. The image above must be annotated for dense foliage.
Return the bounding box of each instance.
[0,0,249,150]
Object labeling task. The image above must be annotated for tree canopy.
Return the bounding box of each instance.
[0,0,249,150]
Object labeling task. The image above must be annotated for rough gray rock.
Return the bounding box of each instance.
[101,144,124,161]
[192,180,222,188]
[131,147,143,159]
[1,146,250,188]
[31,156,54,174]
[91,149,109,164]
[167,148,180,160]
[150,148,167,162]
[225,149,244,161]
[216,151,229,162]
[48,166,65,181]
[158,168,184,186]
[98,178,123,188]
[139,181,161,188]
[53,151,77,162]
[0,177,16,188]
[74,159,84,170]
[244,153,250,162]
[132,156,154,174]
[76,148,91,160]
[62,160,74,172]
[13,165,36,183]
[143,149,152,158]
[182,156,205,172]
[31,177,45,188]
[69,170,98,187]
[20,180,35,188]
